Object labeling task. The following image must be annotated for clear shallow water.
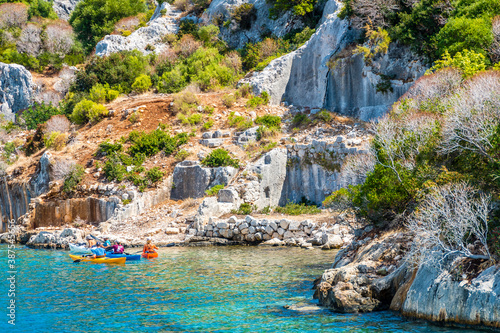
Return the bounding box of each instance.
[0,245,493,333]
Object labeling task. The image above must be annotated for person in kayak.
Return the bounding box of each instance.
[112,240,124,254]
[89,243,106,259]
[103,237,112,251]
[86,235,96,248]
[143,238,158,254]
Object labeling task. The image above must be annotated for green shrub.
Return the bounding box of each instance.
[291,113,310,127]
[131,74,152,93]
[323,188,352,210]
[255,114,281,129]
[146,167,164,183]
[127,130,188,158]
[205,184,224,196]
[434,17,493,58]
[63,164,85,193]
[274,202,321,215]
[228,112,253,130]
[89,83,120,103]
[175,149,190,161]
[43,132,68,151]
[222,93,236,108]
[246,91,269,108]
[73,50,151,93]
[234,202,254,215]
[70,0,147,53]
[70,99,109,124]
[98,141,123,155]
[24,124,45,156]
[201,148,240,168]
[103,154,127,181]
[290,27,315,46]
[269,0,317,18]
[172,91,199,114]
[314,110,332,123]
[426,49,488,78]
[20,102,62,130]
[202,118,214,130]
[256,126,279,140]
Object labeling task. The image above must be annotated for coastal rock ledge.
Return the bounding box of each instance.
[314,231,500,328]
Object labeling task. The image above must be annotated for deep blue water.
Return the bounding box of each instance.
[0,245,493,332]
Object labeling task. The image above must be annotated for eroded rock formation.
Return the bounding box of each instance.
[0,62,34,121]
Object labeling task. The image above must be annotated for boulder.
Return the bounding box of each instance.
[260,237,284,246]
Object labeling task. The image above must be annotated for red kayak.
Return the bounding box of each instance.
[142,252,158,259]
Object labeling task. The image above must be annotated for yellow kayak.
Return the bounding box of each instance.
[69,254,126,264]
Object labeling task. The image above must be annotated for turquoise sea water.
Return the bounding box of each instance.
[0,245,493,333]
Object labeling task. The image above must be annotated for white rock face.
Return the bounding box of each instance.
[402,258,500,327]
[203,0,303,49]
[242,0,426,121]
[0,62,34,121]
[95,3,181,57]
[52,0,82,21]
[240,0,354,106]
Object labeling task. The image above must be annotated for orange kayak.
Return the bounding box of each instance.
[142,252,158,259]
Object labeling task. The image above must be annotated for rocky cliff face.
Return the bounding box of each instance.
[0,62,35,121]
[52,0,82,21]
[324,45,426,121]
[243,0,426,121]
[401,258,500,328]
[95,3,181,57]
[203,0,305,49]
[314,230,500,329]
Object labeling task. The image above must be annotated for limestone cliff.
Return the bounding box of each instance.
[203,0,305,49]
[242,0,426,121]
[52,0,82,21]
[0,62,35,121]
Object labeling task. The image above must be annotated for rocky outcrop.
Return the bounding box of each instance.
[95,3,181,56]
[203,0,305,49]
[52,0,82,21]
[314,231,412,312]
[170,161,238,200]
[401,258,500,328]
[243,0,426,120]
[241,0,355,106]
[315,229,500,329]
[324,44,426,121]
[0,62,34,121]
[25,227,84,249]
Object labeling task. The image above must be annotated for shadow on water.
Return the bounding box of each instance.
[0,245,495,333]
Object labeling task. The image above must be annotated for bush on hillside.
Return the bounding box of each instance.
[201,148,240,168]
[72,50,152,93]
[63,164,84,193]
[20,102,62,130]
[127,129,188,158]
[131,74,152,93]
[70,99,108,124]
